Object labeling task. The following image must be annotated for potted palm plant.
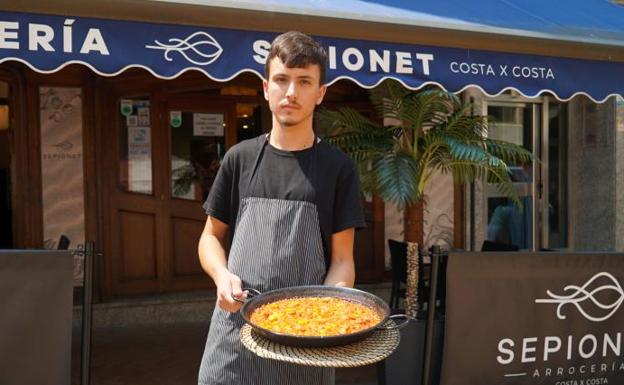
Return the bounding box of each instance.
[318,81,531,248]
[317,81,531,385]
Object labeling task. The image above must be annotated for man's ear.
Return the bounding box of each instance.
[316,84,327,105]
[262,78,269,101]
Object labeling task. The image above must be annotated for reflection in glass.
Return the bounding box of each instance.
[236,103,267,142]
[485,104,534,250]
[487,197,532,250]
[118,98,153,194]
[488,105,533,182]
[171,111,225,202]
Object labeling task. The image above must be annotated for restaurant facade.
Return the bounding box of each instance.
[1,0,624,299]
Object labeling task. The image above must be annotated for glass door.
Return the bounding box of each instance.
[169,110,226,202]
[484,102,537,250]
[481,97,569,251]
[107,88,236,295]
[164,97,234,291]
[110,93,164,295]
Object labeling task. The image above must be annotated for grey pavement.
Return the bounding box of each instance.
[71,322,378,385]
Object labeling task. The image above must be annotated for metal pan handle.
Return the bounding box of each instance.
[376,314,413,330]
[232,287,262,304]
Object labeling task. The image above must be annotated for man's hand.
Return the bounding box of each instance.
[215,269,248,313]
[198,216,248,312]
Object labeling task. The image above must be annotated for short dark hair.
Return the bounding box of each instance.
[265,31,327,84]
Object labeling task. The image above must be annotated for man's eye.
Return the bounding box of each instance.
[300,80,311,85]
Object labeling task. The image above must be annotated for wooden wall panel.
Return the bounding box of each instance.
[171,216,204,276]
[118,210,157,281]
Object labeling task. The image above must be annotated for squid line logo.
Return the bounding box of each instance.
[535,272,624,322]
[145,31,223,65]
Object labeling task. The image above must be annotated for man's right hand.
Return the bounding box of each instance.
[215,269,247,313]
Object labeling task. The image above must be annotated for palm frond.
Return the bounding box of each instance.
[484,139,533,165]
[320,83,533,212]
[317,107,396,162]
[371,83,452,134]
[374,150,422,208]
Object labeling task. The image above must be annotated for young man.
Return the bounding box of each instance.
[197,31,365,385]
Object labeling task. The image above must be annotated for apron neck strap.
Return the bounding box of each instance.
[244,134,270,197]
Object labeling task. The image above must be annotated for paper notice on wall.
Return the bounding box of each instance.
[120,99,133,116]
[128,126,152,194]
[128,126,151,156]
[170,111,182,128]
[193,113,224,136]
[126,115,138,127]
[138,107,150,126]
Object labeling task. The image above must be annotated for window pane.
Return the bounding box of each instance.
[171,111,225,202]
[488,105,533,182]
[118,98,153,194]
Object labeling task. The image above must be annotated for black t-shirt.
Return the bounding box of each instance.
[203,134,366,266]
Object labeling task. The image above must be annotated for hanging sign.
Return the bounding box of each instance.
[193,113,224,136]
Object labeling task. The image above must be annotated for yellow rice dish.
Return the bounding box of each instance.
[249,297,382,337]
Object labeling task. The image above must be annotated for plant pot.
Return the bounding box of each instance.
[378,317,445,385]
[378,319,426,385]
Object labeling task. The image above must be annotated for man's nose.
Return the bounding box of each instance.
[285,81,297,100]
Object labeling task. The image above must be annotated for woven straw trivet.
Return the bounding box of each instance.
[240,321,400,368]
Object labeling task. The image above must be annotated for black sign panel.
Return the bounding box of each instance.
[441,252,624,385]
[0,250,73,385]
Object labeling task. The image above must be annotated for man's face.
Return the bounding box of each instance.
[263,57,327,128]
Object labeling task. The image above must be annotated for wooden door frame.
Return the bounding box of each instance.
[99,76,246,296]
[99,77,166,296]
[162,94,237,291]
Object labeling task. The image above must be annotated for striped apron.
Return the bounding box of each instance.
[198,137,334,385]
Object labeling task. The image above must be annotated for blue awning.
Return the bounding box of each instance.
[1,10,624,103]
[166,0,624,47]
